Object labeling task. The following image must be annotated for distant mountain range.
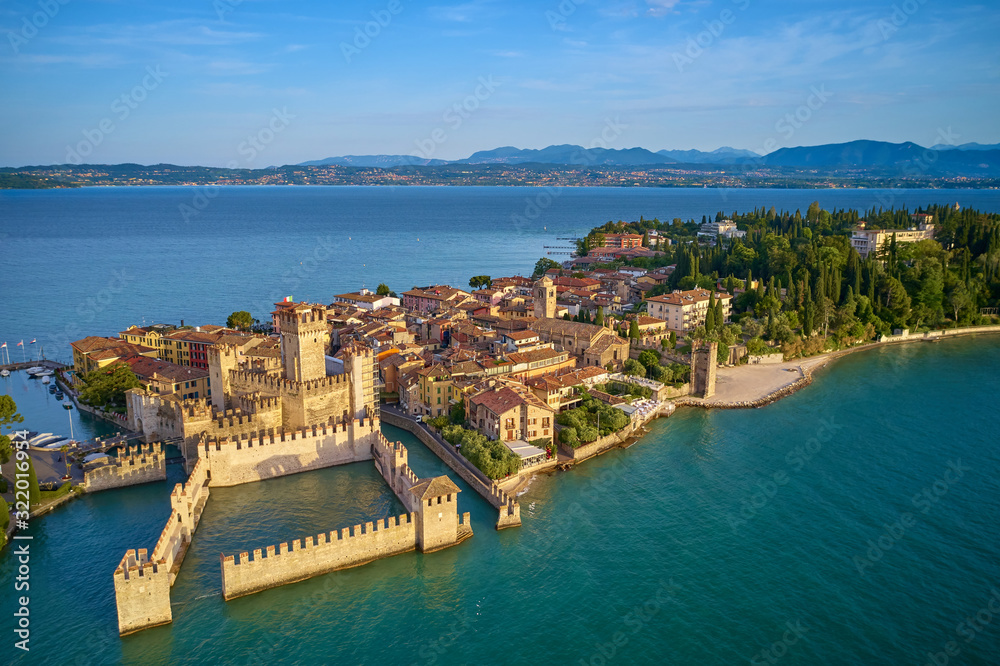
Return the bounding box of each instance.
[296,140,1000,175]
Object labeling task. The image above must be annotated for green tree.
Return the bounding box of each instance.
[376,283,391,296]
[628,320,641,340]
[226,310,254,331]
[622,359,646,377]
[533,257,560,278]
[0,395,25,465]
[78,363,141,411]
[469,275,492,290]
[947,282,973,322]
[26,455,41,508]
[669,331,677,349]
[594,306,605,327]
[448,402,465,426]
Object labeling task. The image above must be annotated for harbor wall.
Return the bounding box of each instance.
[221,515,418,600]
[200,418,379,487]
[380,411,521,530]
[83,442,166,492]
[113,458,210,635]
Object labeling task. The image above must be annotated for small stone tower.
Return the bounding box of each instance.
[410,476,462,553]
[533,276,556,320]
[690,341,718,398]
[278,303,327,383]
[342,341,377,421]
[208,343,238,412]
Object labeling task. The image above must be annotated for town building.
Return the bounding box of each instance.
[332,289,400,311]
[850,219,936,259]
[645,289,733,333]
[465,381,554,444]
[71,337,159,378]
[121,356,211,401]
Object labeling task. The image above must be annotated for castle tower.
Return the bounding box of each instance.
[114,549,172,636]
[533,276,556,320]
[410,476,461,553]
[278,303,328,383]
[208,343,238,412]
[343,341,377,421]
[690,341,718,399]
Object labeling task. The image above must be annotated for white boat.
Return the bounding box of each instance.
[62,401,73,410]
[35,369,54,377]
[25,366,45,375]
[42,376,51,384]
[0,369,9,377]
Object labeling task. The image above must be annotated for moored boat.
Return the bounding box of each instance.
[62,401,73,410]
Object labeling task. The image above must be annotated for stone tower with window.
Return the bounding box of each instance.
[533,275,556,320]
[278,303,327,383]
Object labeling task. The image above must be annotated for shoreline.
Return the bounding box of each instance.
[678,325,1000,411]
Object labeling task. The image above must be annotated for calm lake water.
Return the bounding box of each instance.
[1,187,999,664]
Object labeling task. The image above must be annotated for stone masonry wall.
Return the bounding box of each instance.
[201,418,379,487]
[114,549,172,636]
[84,443,166,493]
[221,514,418,600]
[113,458,211,635]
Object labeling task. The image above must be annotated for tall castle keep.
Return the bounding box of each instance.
[127,302,378,467]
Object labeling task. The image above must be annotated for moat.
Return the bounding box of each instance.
[3,336,999,664]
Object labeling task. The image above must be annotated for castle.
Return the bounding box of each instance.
[126,303,380,474]
[115,302,472,636]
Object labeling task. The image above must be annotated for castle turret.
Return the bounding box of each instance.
[533,276,555,320]
[208,343,238,412]
[343,341,377,421]
[278,303,328,383]
[410,476,462,553]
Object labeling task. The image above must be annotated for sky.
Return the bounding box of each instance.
[0,0,998,167]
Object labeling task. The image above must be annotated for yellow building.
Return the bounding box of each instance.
[122,356,211,400]
[645,289,732,333]
[70,337,158,379]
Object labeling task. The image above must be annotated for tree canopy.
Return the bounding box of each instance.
[226,310,254,331]
[78,363,141,410]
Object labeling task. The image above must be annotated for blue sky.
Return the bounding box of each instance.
[1,0,997,167]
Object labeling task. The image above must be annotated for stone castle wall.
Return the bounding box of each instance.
[380,411,521,530]
[113,458,211,635]
[114,549,172,636]
[201,418,379,487]
[84,442,166,493]
[372,432,421,513]
[221,514,419,600]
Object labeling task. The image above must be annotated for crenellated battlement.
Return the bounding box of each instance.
[229,368,349,394]
[221,513,418,600]
[84,442,166,492]
[113,549,172,635]
[203,417,374,453]
[199,416,379,487]
[235,392,281,414]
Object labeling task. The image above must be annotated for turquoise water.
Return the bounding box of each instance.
[1,370,120,444]
[3,335,998,664]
